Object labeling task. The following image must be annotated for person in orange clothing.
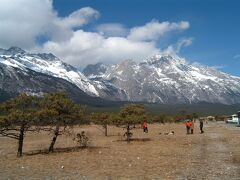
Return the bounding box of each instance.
[185,119,191,134]
[142,121,148,133]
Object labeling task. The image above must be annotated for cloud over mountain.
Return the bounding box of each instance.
[0,0,99,48]
[0,0,191,67]
[127,20,189,41]
[96,23,129,37]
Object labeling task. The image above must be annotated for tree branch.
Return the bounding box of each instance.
[0,131,19,140]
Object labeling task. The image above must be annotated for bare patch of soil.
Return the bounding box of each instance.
[0,123,239,179]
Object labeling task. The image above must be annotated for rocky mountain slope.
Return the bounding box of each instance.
[83,54,240,104]
[0,47,98,96]
[0,47,113,105]
[0,62,110,105]
[1,47,240,105]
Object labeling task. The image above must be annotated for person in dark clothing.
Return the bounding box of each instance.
[199,119,204,133]
[190,119,194,134]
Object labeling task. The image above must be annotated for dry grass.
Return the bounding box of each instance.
[0,122,239,179]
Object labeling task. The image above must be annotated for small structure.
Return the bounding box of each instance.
[226,111,240,126]
[206,116,215,122]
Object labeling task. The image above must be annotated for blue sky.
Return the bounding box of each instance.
[53,0,240,76]
[0,0,240,76]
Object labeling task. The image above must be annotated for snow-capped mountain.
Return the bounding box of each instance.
[1,47,240,105]
[82,63,128,101]
[0,47,99,96]
[0,61,104,104]
[83,54,240,104]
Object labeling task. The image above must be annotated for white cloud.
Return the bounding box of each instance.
[192,62,225,70]
[42,19,190,66]
[0,0,99,48]
[127,20,189,41]
[176,38,193,52]
[42,30,160,66]
[210,65,225,70]
[164,37,193,55]
[56,7,100,29]
[0,0,55,48]
[96,23,128,37]
[50,7,99,42]
[0,0,191,67]
[233,54,240,59]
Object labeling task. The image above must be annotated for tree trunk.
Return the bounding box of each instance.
[49,125,59,152]
[126,125,130,143]
[17,125,25,157]
[104,124,108,136]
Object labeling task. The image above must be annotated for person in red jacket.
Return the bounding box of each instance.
[142,121,148,133]
[185,119,191,134]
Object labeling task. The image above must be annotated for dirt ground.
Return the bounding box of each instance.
[0,122,239,180]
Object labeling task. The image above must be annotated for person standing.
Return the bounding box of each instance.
[185,119,191,134]
[142,121,148,133]
[199,119,204,133]
[190,119,194,134]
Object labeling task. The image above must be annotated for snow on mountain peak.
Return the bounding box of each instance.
[36,53,59,61]
[7,46,26,54]
[83,53,240,104]
[1,47,240,104]
[0,48,99,96]
[83,62,108,78]
[146,53,186,66]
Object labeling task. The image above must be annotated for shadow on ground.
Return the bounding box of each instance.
[115,138,152,142]
[24,146,107,156]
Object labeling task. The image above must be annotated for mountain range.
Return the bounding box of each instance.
[83,54,240,104]
[1,47,240,105]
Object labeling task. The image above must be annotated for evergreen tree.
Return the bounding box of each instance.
[0,94,39,157]
[113,104,146,143]
[38,92,87,152]
[91,112,112,136]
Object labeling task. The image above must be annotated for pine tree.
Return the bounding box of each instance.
[38,92,87,152]
[0,94,39,157]
[91,112,112,136]
[113,104,146,143]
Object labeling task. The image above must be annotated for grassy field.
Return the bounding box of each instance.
[0,122,239,179]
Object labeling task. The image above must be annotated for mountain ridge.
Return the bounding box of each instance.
[1,47,240,105]
[0,47,99,96]
[0,62,113,106]
[83,54,240,104]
